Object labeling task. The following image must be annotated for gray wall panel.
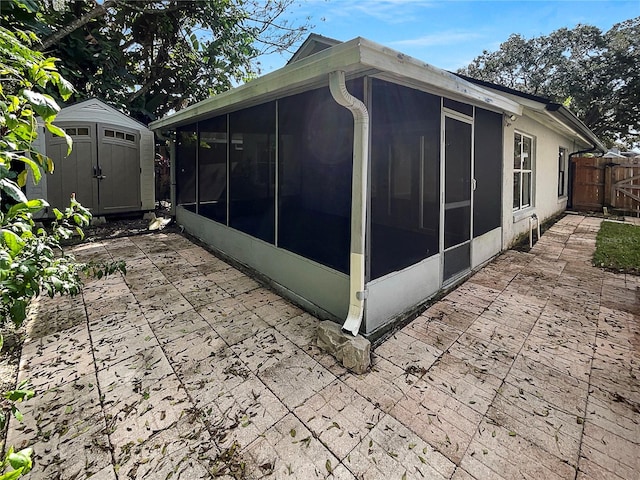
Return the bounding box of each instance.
[364,254,441,334]
[177,207,349,319]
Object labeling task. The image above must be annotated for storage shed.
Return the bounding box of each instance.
[150,35,605,338]
[29,99,155,217]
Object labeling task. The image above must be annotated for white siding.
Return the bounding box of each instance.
[502,115,578,247]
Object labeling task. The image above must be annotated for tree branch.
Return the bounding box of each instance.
[38,0,119,51]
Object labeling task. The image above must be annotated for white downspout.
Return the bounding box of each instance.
[329,70,369,336]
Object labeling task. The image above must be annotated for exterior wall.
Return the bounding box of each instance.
[364,254,440,334]
[156,55,595,338]
[471,227,502,268]
[140,130,156,210]
[502,115,577,247]
[177,206,350,320]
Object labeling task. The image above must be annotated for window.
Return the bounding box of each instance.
[513,132,533,210]
[558,147,568,197]
[104,129,134,141]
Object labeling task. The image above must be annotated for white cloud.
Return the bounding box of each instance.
[390,31,484,48]
[317,0,437,24]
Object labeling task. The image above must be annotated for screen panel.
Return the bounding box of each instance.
[229,102,276,243]
[473,108,503,236]
[370,78,441,280]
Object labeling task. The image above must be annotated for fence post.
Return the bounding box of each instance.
[604,164,613,208]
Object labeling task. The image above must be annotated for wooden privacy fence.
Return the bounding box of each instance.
[572,156,640,214]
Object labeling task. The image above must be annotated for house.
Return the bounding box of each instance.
[149,35,605,339]
[30,98,155,217]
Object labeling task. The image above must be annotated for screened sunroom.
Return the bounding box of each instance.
[150,36,525,337]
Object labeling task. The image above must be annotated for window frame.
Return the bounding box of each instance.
[513,131,534,211]
[558,146,568,197]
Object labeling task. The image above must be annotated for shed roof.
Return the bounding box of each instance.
[56,98,150,132]
[150,36,523,131]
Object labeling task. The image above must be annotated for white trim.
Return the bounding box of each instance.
[150,37,522,131]
[513,130,535,212]
[441,108,474,283]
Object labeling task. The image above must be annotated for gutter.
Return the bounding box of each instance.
[329,70,369,336]
[545,103,607,153]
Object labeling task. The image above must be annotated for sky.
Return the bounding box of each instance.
[256,0,639,73]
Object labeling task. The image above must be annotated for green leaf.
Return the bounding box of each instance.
[18,154,43,184]
[1,229,25,256]
[0,468,25,480]
[9,300,27,325]
[45,122,72,155]
[56,76,74,100]
[16,170,27,188]
[5,388,34,403]
[0,178,28,203]
[22,90,59,121]
[7,199,48,220]
[7,447,33,473]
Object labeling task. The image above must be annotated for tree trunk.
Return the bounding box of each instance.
[38,0,119,51]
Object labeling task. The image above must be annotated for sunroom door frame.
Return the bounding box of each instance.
[440,107,474,285]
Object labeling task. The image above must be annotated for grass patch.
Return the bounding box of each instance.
[593,221,640,275]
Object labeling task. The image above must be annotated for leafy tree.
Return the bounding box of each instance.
[0,19,125,478]
[2,0,311,124]
[458,18,640,149]
[1,22,125,327]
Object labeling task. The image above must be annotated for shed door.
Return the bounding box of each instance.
[45,123,98,212]
[442,113,473,283]
[96,123,141,214]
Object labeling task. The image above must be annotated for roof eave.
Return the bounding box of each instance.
[150,36,523,131]
[150,38,366,130]
[545,103,606,153]
[358,39,522,116]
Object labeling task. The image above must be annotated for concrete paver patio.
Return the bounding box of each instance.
[7,214,639,479]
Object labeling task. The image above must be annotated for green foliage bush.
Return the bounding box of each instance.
[0,20,125,478]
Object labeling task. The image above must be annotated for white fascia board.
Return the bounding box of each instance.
[357,39,523,116]
[523,107,593,148]
[150,39,365,130]
[484,89,602,150]
[150,36,524,131]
